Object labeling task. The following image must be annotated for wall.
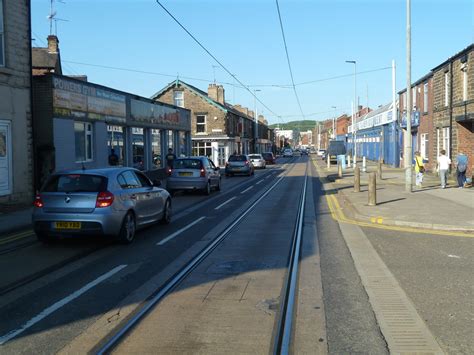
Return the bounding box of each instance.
[0,0,33,208]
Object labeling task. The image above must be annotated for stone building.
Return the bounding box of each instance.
[0,0,33,209]
[432,44,473,178]
[151,80,273,166]
[32,35,62,76]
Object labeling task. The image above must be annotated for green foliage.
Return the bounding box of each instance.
[269,120,318,132]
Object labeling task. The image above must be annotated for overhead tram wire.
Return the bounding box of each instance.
[154,0,281,118]
[275,0,306,121]
[296,66,392,86]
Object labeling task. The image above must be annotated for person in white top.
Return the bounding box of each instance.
[437,149,451,188]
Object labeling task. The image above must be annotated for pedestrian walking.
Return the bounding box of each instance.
[414,151,425,188]
[166,148,176,168]
[455,152,468,188]
[437,149,451,189]
[108,148,119,166]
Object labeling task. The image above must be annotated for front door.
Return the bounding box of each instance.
[0,121,11,196]
[218,146,226,167]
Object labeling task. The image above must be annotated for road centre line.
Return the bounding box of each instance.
[157,217,206,246]
[214,197,236,210]
[240,186,254,194]
[0,264,127,345]
[256,179,264,185]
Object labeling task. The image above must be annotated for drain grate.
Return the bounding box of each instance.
[339,223,445,354]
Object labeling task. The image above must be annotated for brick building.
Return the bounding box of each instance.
[336,114,351,140]
[32,35,62,76]
[432,44,473,178]
[152,80,273,166]
[0,0,33,209]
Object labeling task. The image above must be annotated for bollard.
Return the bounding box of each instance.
[354,166,360,192]
[368,172,377,206]
[377,160,383,180]
[338,161,343,178]
[362,156,367,172]
[348,155,351,168]
[327,154,331,169]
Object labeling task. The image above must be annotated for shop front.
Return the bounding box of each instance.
[32,74,191,189]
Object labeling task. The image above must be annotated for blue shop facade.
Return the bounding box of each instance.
[33,74,191,189]
[347,102,400,167]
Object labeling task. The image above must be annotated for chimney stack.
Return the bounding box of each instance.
[208,83,225,104]
[47,35,59,53]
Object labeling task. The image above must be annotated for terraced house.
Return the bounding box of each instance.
[152,80,274,167]
[0,0,33,209]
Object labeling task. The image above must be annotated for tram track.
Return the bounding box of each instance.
[93,157,310,354]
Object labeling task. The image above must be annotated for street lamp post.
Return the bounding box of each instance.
[405,0,413,192]
[331,106,337,139]
[254,89,261,153]
[346,60,357,167]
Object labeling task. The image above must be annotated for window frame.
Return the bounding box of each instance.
[196,114,206,134]
[462,64,468,102]
[423,82,428,113]
[0,0,4,67]
[420,133,429,161]
[74,121,94,163]
[173,90,184,108]
[444,72,449,107]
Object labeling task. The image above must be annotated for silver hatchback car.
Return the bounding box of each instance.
[32,168,171,244]
[248,154,266,169]
[166,157,221,195]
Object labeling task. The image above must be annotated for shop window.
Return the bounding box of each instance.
[196,115,206,133]
[151,129,161,169]
[74,122,93,162]
[132,127,144,171]
[420,133,429,161]
[0,0,4,67]
[173,91,184,107]
[192,141,212,157]
[442,127,450,157]
[107,125,124,166]
[462,64,468,101]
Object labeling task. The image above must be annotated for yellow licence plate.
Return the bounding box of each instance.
[179,172,193,176]
[54,221,81,229]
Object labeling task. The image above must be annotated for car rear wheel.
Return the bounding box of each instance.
[118,212,136,244]
[202,181,211,195]
[161,199,171,224]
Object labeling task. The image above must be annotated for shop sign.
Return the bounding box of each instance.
[400,111,420,128]
[130,99,190,131]
[52,76,126,123]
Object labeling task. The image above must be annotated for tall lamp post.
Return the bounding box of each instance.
[346,60,357,167]
[405,0,413,192]
[331,106,337,139]
[254,89,261,153]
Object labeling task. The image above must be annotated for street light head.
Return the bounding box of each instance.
[345,60,356,64]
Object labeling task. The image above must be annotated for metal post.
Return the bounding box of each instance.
[327,153,330,169]
[368,172,377,206]
[354,166,360,192]
[362,156,366,172]
[377,160,383,180]
[348,154,351,168]
[338,161,343,178]
[405,0,412,192]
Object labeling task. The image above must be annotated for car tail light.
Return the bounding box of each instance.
[167,167,172,176]
[96,191,114,208]
[34,194,44,208]
[200,168,206,177]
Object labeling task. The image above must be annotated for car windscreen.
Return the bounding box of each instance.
[262,153,271,158]
[173,159,202,169]
[228,155,246,162]
[248,155,261,159]
[42,174,107,193]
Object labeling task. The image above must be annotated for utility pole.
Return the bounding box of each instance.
[254,89,261,153]
[332,106,337,139]
[392,60,397,167]
[405,0,412,192]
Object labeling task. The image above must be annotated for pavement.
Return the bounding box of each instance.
[314,157,474,234]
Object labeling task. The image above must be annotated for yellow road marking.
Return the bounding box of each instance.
[0,230,34,245]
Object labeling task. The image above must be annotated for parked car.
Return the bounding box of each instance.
[327,140,346,164]
[262,152,276,165]
[282,148,293,157]
[225,154,254,176]
[248,154,266,169]
[166,156,221,195]
[317,149,326,157]
[32,168,171,244]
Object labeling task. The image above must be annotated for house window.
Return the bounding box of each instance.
[420,133,429,161]
[173,91,184,107]
[196,115,206,133]
[442,127,450,157]
[444,72,449,107]
[192,141,212,157]
[423,82,428,113]
[74,122,93,162]
[462,64,468,102]
[0,0,4,67]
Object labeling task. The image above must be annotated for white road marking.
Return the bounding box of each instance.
[0,264,127,345]
[214,197,237,210]
[256,179,264,185]
[157,217,206,245]
[448,254,461,259]
[240,186,254,194]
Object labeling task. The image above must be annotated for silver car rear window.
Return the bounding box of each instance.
[43,174,107,193]
[228,155,246,162]
[173,159,202,169]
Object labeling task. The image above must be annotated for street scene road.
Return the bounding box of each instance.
[1,1,473,354]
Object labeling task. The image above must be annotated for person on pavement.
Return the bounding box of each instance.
[437,149,451,189]
[108,148,119,166]
[455,152,468,188]
[166,148,177,168]
[414,151,425,188]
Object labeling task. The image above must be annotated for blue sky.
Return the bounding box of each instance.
[31,0,473,125]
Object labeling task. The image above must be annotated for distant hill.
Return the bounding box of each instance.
[269,120,318,132]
